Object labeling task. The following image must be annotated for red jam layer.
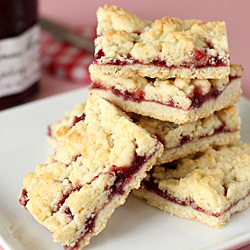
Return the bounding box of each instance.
[164,125,239,150]
[142,174,250,218]
[64,213,97,250]
[53,185,82,214]
[94,48,228,68]
[62,150,158,250]
[63,151,157,250]
[108,154,146,198]
[19,189,29,207]
[71,113,86,127]
[91,76,237,111]
[141,175,220,217]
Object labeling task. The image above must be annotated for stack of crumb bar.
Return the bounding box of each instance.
[90,5,245,228]
[19,5,250,250]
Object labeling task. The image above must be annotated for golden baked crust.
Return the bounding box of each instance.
[94,5,230,79]
[47,103,240,165]
[19,93,163,249]
[90,64,242,123]
[134,142,250,228]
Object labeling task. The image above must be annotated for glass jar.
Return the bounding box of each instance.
[0,0,40,110]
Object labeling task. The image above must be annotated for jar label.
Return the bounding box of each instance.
[0,25,40,98]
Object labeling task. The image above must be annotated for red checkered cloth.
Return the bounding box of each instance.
[40,26,96,84]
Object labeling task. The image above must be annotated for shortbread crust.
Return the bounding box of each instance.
[93,5,230,79]
[19,94,163,249]
[134,143,250,228]
[90,64,242,123]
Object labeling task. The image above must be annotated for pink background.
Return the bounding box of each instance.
[1,1,249,250]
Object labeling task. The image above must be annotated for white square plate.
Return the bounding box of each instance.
[0,87,250,250]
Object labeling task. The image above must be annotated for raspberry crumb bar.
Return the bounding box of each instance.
[93,5,230,79]
[90,64,242,123]
[134,143,250,228]
[132,105,240,164]
[19,93,163,249]
[48,103,240,165]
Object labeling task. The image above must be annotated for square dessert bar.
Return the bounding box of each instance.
[93,5,230,79]
[47,103,240,165]
[90,64,242,123]
[19,93,163,249]
[134,143,250,228]
[132,105,240,164]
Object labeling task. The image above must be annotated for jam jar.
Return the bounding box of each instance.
[0,0,40,109]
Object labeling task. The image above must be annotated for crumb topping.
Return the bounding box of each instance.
[151,143,250,214]
[95,5,229,67]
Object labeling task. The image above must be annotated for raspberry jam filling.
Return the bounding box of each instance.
[94,48,228,68]
[91,76,237,110]
[64,207,74,220]
[141,174,250,218]
[108,155,146,198]
[162,124,238,150]
[62,150,158,250]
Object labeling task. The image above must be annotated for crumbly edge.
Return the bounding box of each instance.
[96,5,151,35]
[90,64,242,110]
[47,103,86,149]
[90,77,242,123]
[92,63,229,79]
[95,5,229,75]
[157,131,239,164]
[133,187,250,228]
